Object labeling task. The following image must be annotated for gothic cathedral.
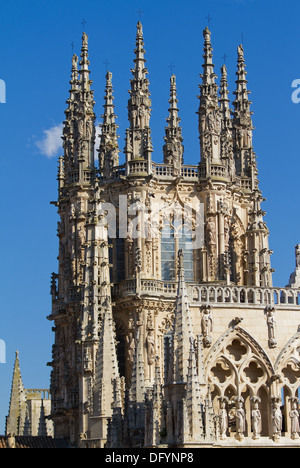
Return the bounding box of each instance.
[47,22,300,448]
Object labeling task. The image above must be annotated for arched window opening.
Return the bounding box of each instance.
[161,224,176,281]
[161,219,194,282]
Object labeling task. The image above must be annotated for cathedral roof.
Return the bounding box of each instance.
[0,435,68,449]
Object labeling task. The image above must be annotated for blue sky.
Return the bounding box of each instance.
[0,0,300,434]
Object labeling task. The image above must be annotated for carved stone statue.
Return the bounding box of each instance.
[146,329,155,365]
[271,398,282,440]
[266,307,277,348]
[235,398,245,440]
[218,398,228,439]
[289,398,300,439]
[201,305,213,347]
[251,397,261,439]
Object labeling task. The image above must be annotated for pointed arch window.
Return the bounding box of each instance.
[161,224,176,281]
[161,219,194,282]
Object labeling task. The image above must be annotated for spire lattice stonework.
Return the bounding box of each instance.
[125,22,153,175]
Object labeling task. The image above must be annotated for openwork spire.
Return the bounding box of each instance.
[61,33,96,186]
[125,22,152,174]
[61,54,79,185]
[219,65,235,180]
[232,44,256,182]
[219,65,231,122]
[233,44,253,129]
[79,32,91,92]
[98,71,119,179]
[163,74,184,175]
[201,27,218,92]
[198,27,223,171]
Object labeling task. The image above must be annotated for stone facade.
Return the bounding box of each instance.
[46,22,300,448]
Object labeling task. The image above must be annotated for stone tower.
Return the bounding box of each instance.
[48,23,300,448]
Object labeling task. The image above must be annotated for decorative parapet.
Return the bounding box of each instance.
[191,284,300,308]
[99,162,198,182]
[112,279,300,309]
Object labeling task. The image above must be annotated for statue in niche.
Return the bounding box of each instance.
[139,106,147,127]
[251,397,262,440]
[126,319,135,364]
[206,217,216,248]
[126,332,135,363]
[69,203,76,220]
[77,226,86,261]
[146,329,155,365]
[218,397,228,439]
[266,307,277,348]
[201,305,213,347]
[235,398,245,440]
[86,119,93,140]
[271,397,282,440]
[289,398,300,439]
[206,194,214,214]
[78,119,84,139]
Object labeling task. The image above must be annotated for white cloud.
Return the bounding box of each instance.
[36,124,63,158]
[36,122,102,160]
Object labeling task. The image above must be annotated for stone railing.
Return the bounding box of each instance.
[190,284,300,308]
[98,162,199,181]
[127,160,149,176]
[198,163,227,180]
[153,163,198,180]
[112,279,300,308]
[112,279,177,298]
